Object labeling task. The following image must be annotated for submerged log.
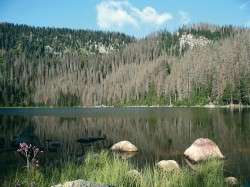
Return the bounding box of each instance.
[184,138,225,163]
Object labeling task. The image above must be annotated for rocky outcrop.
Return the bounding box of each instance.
[51,179,114,187]
[110,140,138,152]
[156,160,180,172]
[183,138,225,163]
[179,33,211,49]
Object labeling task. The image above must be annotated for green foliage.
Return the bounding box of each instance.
[115,84,168,107]
[57,92,81,107]
[222,74,250,105]
[180,24,234,41]
[0,82,33,107]
[141,159,225,187]
[2,150,228,187]
[174,88,211,106]
[0,53,4,72]
[160,30,183,57]
[0,22,249,107]
[0,22,134,57]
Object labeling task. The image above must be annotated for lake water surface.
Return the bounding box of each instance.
[0,107,250,181]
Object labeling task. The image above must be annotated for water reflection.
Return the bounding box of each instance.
[11,125,43,150]
[0,107,250,181]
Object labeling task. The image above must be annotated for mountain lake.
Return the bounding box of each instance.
[0,107,249,182]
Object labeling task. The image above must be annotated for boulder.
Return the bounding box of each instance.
[184,138,225,163]
[11,125,44,150]
[128,169,142,181]
[110,140,137,152]
[224,177,239,186]
[156,160,180,172]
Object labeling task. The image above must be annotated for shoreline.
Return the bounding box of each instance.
[0,104,250,109]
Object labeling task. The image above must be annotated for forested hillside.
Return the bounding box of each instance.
[0,22,249,107]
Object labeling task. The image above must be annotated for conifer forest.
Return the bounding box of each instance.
[0,22,250,107]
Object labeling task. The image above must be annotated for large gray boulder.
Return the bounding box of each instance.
[184,138,225,163]
[110,140,138,152]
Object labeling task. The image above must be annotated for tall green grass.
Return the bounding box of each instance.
[1,150,229,187]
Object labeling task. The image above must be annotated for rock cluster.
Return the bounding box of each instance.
[52,138,240,186]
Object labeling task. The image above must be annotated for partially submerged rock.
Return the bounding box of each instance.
[47,139,61,152]
[11,126,44,150]
[110,140,138,152]
[184,138,225,163]
[76,136,105,144]
[224,177,239,186]
[156,160,180,172]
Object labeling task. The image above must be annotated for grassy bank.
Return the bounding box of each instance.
[2,150,230,187]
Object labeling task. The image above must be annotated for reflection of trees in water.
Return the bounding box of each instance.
[31,110,248,161]
[0,116,33,145]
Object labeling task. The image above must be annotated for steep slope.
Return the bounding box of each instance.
[0,23,249,107]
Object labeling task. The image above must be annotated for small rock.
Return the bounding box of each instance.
[128,169,141,178]
[156,160,180,172]
[110,140,137,152]
[224,177,239,186]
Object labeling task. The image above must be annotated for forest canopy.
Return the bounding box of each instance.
[0,22,249,107]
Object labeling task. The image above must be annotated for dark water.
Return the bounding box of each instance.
[0,107,250,181]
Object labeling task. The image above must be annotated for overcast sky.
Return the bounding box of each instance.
[0,0,249,38]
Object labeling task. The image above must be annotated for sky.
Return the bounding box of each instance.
[0,0,250,38]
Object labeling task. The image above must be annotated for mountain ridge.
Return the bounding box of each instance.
[0,22,249,107]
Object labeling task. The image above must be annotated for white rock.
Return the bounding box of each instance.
[184,138,225,163]
[156,160,180,172]
[224,177,239,186]
[110,140,138,152]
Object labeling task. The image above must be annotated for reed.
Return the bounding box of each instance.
[1,150,228,187]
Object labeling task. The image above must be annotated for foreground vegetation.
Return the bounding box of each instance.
[1,150,235,187]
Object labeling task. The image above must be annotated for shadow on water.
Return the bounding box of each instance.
[0,107,250,182]
[10,125,44,150]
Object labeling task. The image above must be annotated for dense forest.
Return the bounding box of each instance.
[0,22,250,107]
